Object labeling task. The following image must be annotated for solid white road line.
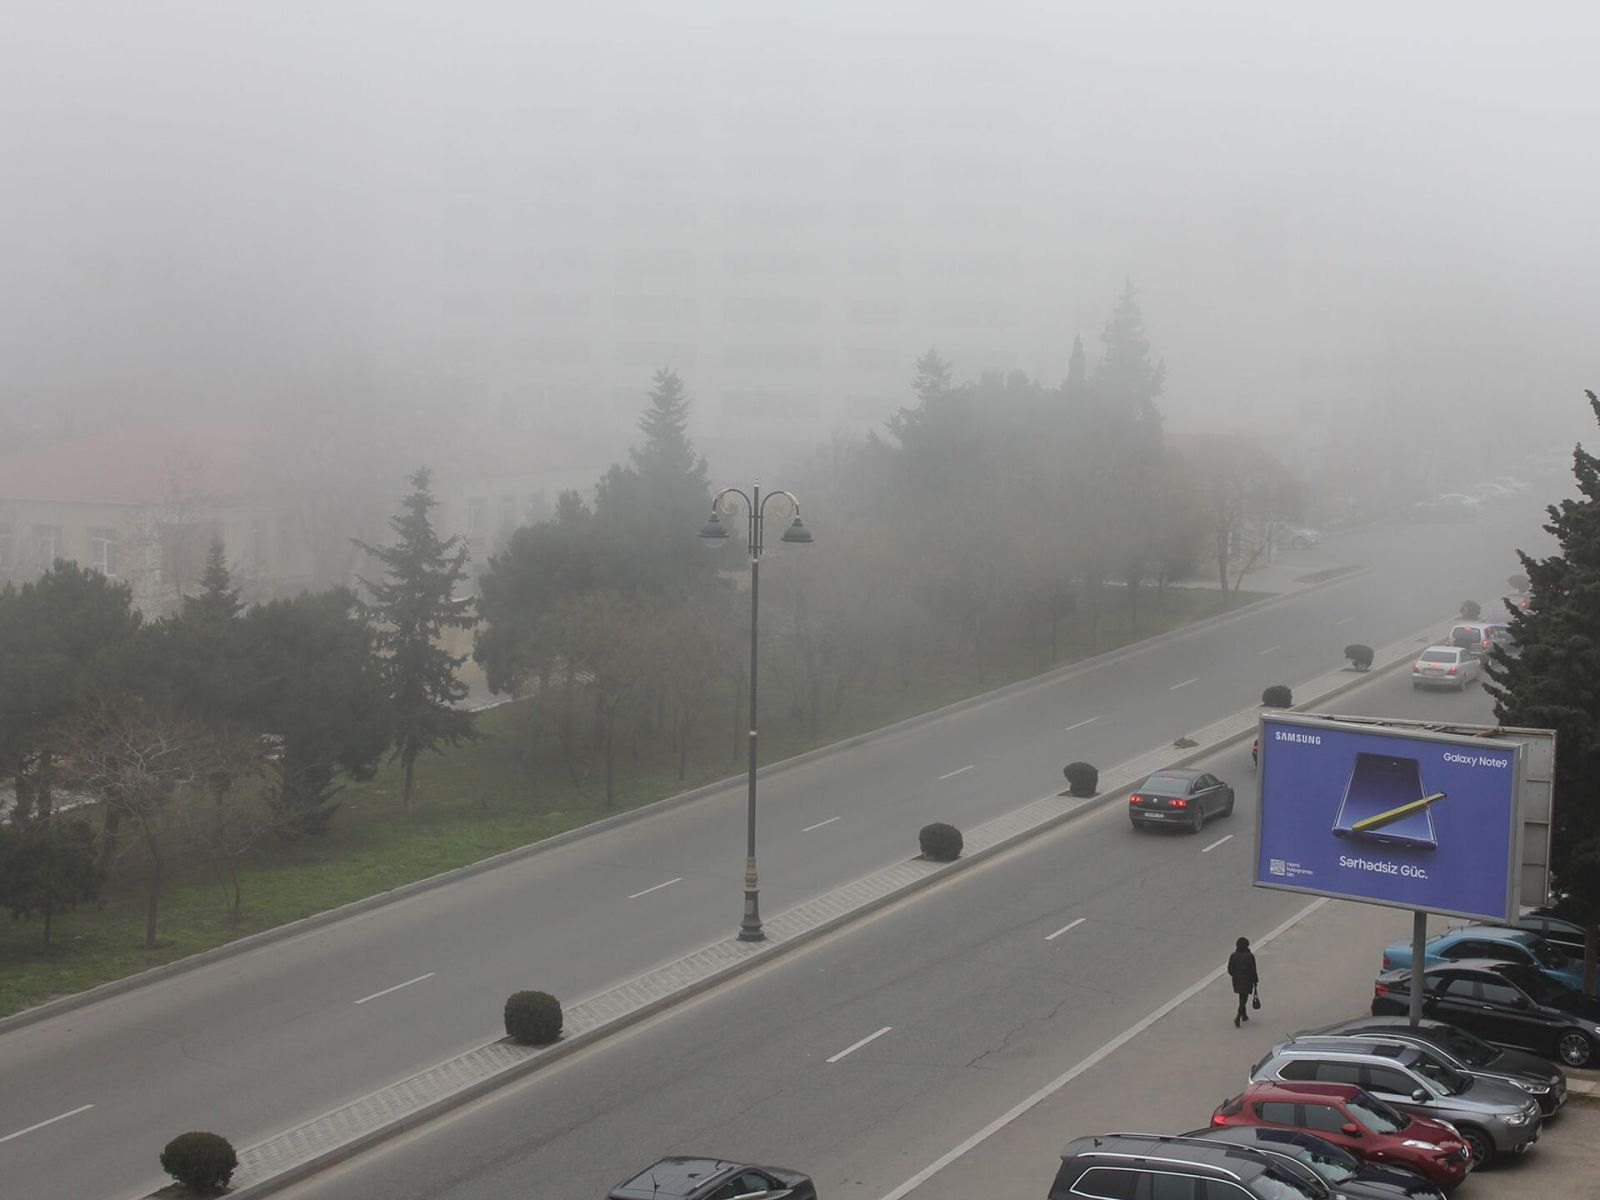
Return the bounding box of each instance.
[0,1104,95,1146]
[353,973,436,1006]
[626,877,683,901]
[1044,918,1086,942]
[827,1025,894,1064]
[1169,677,1199,691]
[1201,834,1234,853]
[802,816,841,832]
[1335,616,1354,626]
[1064,716,1101,732]
[874,897,1329,1200]
[938,765,975,780]
[1258,645,1279,655]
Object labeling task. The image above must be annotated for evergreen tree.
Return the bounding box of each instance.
[1092,282,1167,455]
[186,537,243,624]
[1064,335,1088,400]
[161,538,247,724]
[0,815,101,946]
[910,348,953,404]
[1488,390,1600,989]
[356,468,478,813]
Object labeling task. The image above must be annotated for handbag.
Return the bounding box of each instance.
[1251,986,1262,1011]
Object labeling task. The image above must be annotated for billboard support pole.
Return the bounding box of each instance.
[1409,910,1426,1028]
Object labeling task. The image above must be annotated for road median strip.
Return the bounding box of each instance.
[207,613,1437,1200]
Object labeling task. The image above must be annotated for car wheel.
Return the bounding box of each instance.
[1189,806,1205,834]
[1458,1125,1492,1167]
[1222,790,1235,817]
[1557,1029,1594,1067]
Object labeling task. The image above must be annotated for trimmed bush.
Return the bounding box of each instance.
[504,990,563,1045]
[1261,685,1293,708]
[1343,644,1374,671]
[1063,761,1099,797]
[1460,600,1482,620]
[919,822,963,862]
[1508,573,1529,593]
[160,1131,237,1194]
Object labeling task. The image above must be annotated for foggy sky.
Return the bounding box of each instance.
[4,1,1598,454]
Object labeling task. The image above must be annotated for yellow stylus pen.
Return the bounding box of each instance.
[1351,791,1448,834]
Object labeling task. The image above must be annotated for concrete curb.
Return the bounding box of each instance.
[0,566,1371,1037]
[192,611,1439,1200]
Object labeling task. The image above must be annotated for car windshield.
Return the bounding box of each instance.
[1347,1092,1406,1133]
[1500,964,1564,1005]
[1525,937,1569,968]
[1419,650,1455,663]
[1253,1165,1324,1200]
[1413,1055,1470,1095]
[1143,773,1191,792]
[1288,1143,1357,1183]
[1433,1026,1496,1067]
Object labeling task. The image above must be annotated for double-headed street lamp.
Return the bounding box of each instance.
[699,482,812,942]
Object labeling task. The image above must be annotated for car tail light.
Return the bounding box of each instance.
[1382,955,1392,969]
[1448,666,1457,674]
[1375,982,1389,995]
[1130,795,1141,805]
[1169,798,1187,808]
[1212,1113,1227,1125]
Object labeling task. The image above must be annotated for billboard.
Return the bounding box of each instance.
[1254,713,1524,922]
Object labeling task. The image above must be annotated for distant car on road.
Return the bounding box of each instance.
[1445,623,1512,660]
[1371,959,1600,1067]
[608,1158,817,1200]
[1281,526,1321,549]
[1410,646,1479,690]
[1380,925,1587,994]
[1211,1080,1472,1190]
[1128,768,1234,834]
[1408,494,1480,522]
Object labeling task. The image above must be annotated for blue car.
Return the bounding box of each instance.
[1381,925,1590,993]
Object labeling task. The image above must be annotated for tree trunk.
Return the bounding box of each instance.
[145,858,163,947]
[1215,534,1231,602]
[603,708,616,809]
[37,750,54,819]
[98,806,122,870]
[43,896,53,947]
[402,743,417,814]
[12,767,34,825]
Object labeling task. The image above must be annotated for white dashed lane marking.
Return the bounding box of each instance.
[827,1026,894,1063]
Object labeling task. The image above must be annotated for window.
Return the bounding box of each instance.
[467,499,487,535]
[34,524,62,569]
[1478,980,1523,1007]
[722,343,821,370]
[846,346,899,373]
[1435,975,1477,999]
[616,339,697,368]
[497,496,516,531]
[1313,1061,1363,1085]
[1363,1066,1417,1096]
[1070,1167,1139,1200]
[88,528,120,577]
[1442,940,1493,960]
[1257,1101,1298,1125]
[1345,1093,1404,1133]
[1145,1173,1200,1200]
[1278,1060,1317,1081]
[1300,1104,1345,1134]
[721,296,821,324]
[708,1171,774,1200]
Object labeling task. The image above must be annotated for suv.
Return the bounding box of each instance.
[1211,1080,1471,1190]
[1303,1017,1566,1115]
[1410,646,1479,691]
[1446,623,1512,660]
[1181,1126,1447,1200]
[608,1158,816,1200]
[1251,1038,1542,1162]
[1050,1133,1325,1200]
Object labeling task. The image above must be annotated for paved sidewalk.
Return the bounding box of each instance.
[209,618,1439,1200]
[902,899,1595,1200]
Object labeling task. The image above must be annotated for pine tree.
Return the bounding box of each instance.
[911,348,953,404]
[186,537,243,624]
[355,468,478,813]
[1488,390,1600,989]
[1093,282,1167,454]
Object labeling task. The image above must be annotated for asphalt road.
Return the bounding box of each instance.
[0,498,1553,1200]
[273,630,1506,1200]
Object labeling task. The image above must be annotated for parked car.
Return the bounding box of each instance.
[1049,1132,1325,1200]
[1512,911,1585,958]
[1128,768,1235,834]
[1380,925,1588,994]
[1303,1016,1567,1115]
[608,1158,816,1200]
[1250,1038,1542,1162]
[1211,1080,1471,1190]
[1410,646,1479,691]
[1183,1125,1447,1200]
[1371,959,1600,1067]
[1282,526,1322,549]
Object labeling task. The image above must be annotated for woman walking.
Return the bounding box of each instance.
[1228,936,1258,1027]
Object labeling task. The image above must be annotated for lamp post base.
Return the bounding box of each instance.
[738,858,764,941]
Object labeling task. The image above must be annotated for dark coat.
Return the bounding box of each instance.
[1227,948,1258,996]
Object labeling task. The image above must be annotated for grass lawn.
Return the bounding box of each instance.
[0,585,1268,1019]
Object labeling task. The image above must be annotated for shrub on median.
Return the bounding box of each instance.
[1261,685,1292,708]
[1460,599,1481,620]
[1063,761,1098,797]
[160,1131,238,1194]
[504,990,563,1045]
[1343,644,1374,671]
[919,822,963,862]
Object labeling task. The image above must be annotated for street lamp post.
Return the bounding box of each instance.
[700,482,812,942]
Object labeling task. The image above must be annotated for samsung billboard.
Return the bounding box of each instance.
[1254,713,1524,922]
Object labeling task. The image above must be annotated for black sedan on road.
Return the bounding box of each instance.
[1372,958,1600,1068]
[608,1157,816,1200]
[1128,768,1234,834]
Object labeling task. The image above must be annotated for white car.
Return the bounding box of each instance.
[1280,526,1321,549]
[1411,645,1481,691]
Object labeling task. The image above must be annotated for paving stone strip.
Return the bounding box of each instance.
[216,621,1438,1199]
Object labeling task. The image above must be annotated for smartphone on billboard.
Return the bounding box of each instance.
[1331,752,1439,851]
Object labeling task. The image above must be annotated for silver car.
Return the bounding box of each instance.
[1251,1038,1542,1164]
[1411,645,1479,691]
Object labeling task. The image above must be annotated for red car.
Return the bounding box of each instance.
[1213,1080,1471,1190]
